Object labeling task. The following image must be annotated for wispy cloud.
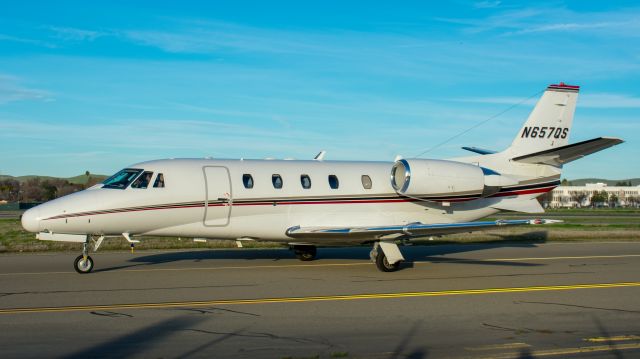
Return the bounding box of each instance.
[474,1,502,9]
[46,26,105,41]
[0,33,56,48]
[580,93,640,109]
[438,6,640,37]
[450,92,640,109]
[121,21,340,55]
[0,74,52,105]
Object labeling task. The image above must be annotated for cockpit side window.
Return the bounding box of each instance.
[131,171,154,189]
[153,173,165,188]
[102,169,143,189]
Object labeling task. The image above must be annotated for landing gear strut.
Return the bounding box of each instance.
[74,241,94,274]
[291,245,317,261]
[370,242,404,272]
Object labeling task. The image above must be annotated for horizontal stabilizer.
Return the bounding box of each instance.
[490,198,544,213]
[512,137,623,166]
[462,146,497,155]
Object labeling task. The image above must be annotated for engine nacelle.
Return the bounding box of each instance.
[391,159,486,198]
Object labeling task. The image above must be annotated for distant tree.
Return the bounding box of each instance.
[561,179,571,186]
[570,192,587,207]
[0,179,20,202]
[20,178,84,202]
[85,170,90,177]
[615,181,632,186]
[22,178,46,202]
[609,193,619,208]
[590,190,609,207]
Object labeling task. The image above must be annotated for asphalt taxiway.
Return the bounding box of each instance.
[1,241,639,358]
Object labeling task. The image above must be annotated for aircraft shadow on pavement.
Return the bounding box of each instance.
[97,231,549,272]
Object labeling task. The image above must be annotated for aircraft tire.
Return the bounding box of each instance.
[375,251,400,272]
[294,246,316,261]
[74,255,94,274]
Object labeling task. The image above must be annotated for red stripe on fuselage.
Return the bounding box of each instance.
[42,185,556,221]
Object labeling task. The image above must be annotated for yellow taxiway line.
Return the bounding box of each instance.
[1,281,639,315]
[585,335,640,342]
[475,343,640,358]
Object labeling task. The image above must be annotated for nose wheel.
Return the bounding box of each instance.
[74,240,96,273]
[74,255,94,273]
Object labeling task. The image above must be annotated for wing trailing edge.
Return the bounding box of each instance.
[286,219,561,242]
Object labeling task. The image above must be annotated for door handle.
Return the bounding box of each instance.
[217,197,230,203]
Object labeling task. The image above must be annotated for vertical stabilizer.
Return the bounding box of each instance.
[509,83,579,157]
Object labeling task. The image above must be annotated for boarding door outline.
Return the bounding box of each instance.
[203,166,232,226]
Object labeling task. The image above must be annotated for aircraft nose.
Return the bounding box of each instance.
[21,207,41,233]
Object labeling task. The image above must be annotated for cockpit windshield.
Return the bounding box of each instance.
[102,169,143,189]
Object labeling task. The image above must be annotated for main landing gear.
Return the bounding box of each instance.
[370,242,405,272]
[291,245,317,261]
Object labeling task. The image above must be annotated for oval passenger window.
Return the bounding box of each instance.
[361,175,372,189]
[272,174,283,189]
[328,175,339,189]
[301,175,311,189]
[242,174,254,189]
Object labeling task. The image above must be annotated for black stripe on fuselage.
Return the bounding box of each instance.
[42,180,558,221]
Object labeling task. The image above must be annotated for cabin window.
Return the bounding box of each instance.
[272,174,283,189]
[242,174,254,189]
[301,174,311,189]
[328,175,339,189]
[153,173,165,188]
[131,171,154,189]
[102,168,143,189]
[361,175,372,189]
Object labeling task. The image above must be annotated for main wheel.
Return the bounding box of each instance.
[294,246,317,261]
[74,255,94,274]
[375,251,400,272]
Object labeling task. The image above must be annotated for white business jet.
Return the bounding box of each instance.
[21,83,623,273]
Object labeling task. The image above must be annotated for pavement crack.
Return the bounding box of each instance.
[482,323,527,334]
[514,300,640,314]
[171,307,260,317]
[181,328,328,345]
[89,311,133,318]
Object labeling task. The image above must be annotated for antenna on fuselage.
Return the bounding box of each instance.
[314,150,326,161]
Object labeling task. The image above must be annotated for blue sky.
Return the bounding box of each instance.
[0,1,638,179]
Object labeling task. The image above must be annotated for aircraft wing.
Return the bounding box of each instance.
[286,219,561,242]
[512,137,623,166]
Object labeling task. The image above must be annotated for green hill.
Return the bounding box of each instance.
[0,174,108,185]
[66,174,108,185]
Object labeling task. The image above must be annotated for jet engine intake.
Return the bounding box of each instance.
[390,159,486,198]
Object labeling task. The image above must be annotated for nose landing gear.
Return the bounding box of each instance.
[74,241,94,273]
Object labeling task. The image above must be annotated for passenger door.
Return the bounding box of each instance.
[203,166,232,226]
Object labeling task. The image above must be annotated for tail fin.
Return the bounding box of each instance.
[508,83,579,157]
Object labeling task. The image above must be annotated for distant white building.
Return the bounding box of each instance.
[547,183,640,208]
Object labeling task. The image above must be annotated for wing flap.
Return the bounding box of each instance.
[286,219,561,242]
[511,137,623,166]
